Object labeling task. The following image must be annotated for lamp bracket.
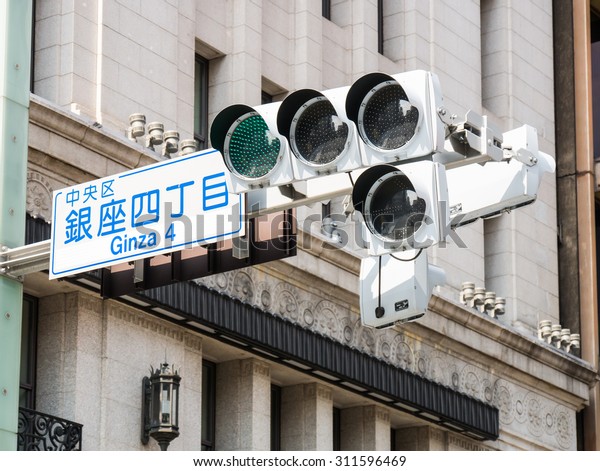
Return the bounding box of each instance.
[140,376,151,445]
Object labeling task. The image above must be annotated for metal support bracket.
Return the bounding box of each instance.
[0,240,50,278]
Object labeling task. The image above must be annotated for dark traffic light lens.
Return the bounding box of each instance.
[360,82,419,151]
[225,113,281,179]
[291,98,349,166]
[365,173,426,243]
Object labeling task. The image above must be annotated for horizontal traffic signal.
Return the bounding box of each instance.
[210,70,446,194]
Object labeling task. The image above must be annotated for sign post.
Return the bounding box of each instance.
[0,0,32,451]
[50,149,245,279]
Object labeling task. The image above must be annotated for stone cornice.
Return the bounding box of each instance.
[274,234,597,390]
[426,295,599,393]
[297,230,361,275]
[29,94,160,177]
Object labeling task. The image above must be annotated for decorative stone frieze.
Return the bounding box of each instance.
[195,266,579,449]
[241,358,270,378]
[448,433,493,451]
[183,332,203,352]
[26,170,53,221]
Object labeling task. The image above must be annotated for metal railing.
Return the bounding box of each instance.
[18,407,83,451]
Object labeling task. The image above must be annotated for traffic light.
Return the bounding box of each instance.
[276,87,363,181]
[210,102,295,194]
[345,69,445,166]
[351,160,449,256]
[210,70,446,195]
[208,69,555,330]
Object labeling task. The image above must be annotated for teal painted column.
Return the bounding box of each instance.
[0,0,33,451]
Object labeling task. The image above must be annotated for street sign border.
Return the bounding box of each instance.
[50,149,244,278]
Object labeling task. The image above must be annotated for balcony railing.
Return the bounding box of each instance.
[18,407,83,451]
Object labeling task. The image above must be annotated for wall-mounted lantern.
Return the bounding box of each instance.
[141,363,181,451]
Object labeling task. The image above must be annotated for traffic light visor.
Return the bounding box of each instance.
[223,111,282,180]
[358,80,419,151]
[365,171,426,243]
[290,96,349,167]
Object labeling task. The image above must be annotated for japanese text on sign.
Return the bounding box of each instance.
[50,149,244,279]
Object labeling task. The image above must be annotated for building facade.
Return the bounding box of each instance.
[8,0,600,451]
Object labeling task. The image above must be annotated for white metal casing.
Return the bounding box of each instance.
[210,102,294,194]
[360,250,446,329]
[346,70,446,166]
[353,160,450,256]
[447,125,555,227]
[277,87,364,181]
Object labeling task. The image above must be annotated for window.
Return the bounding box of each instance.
[333,406,341,451]
[20,295,38,409]
[261,90,274,105]
[377,0,384,55]
[270,385,281,450]
[323,0,331,20]
[390,427,397,451]
[201,360,216,450]
[194,55,209,150]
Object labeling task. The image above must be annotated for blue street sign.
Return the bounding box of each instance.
[50,149,244,279]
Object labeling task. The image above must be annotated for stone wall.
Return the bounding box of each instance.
[36,291,203,450]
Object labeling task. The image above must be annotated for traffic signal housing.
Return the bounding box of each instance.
[346,69,445,166]
[208,69,556,331]
[360,250,446,328]
[210,102,295,194]
[351,160,449,256]
[210,70,446,195]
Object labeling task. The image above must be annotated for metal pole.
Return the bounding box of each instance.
[0,0,32,451]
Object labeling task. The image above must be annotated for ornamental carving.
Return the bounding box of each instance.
[215,273,228,289]
[391,335,415,372]
[339,316,357,344]
[448,434,492,451]
[314,300,340,339]
[255,281,271,309]
[364,406,390,423]
[26,171,53,221]
[526,395,544,437]
[272,282,300,320]
[232,271,254,303]
[553,406,572,449]
[493,380,515,425]
[279,290,298,318]
[459,365,483,399]
[192,266,578,450]
[242,358,270,378]
[429,352,451,387]
[302,307,315,327]
[356,325,376,356]
[106,300,183,342]
[305,383,332,401]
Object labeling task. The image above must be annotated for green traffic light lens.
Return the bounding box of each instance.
[360,82,419,151]
[225,113,281,179]
[366,172,426,243]
[291,98,349,167]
